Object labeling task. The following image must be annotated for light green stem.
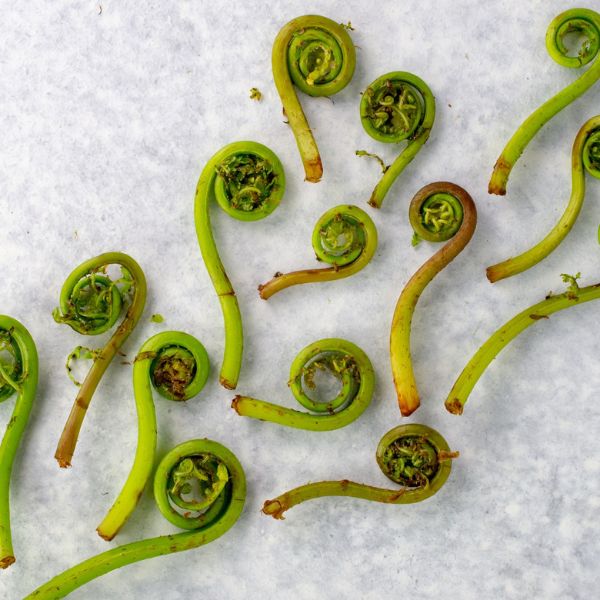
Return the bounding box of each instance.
[233,338,373,431]
[446,276,600,414]
[489,8,600,195]
[487,115,600,281]
[263,424,456,519]
[95,348,157,541]
[258,205,377,299]
[359,72,435,209]
[391,183,477,416]
[272,15,356,182]
[25,440,246,599]
[194,142,285,389]
[97,332,209,541]
[53,253,146,468]
[368,127,433,208]
[0,316,38,569]
[262,481,426,518]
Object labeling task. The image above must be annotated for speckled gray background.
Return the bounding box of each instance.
[1,0,599,598]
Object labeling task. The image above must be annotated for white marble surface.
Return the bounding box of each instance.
[1,0,600,598]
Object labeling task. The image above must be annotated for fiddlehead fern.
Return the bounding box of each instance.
[195,141,284,390]
[53,253,147,468]
[446,272,600,415]
[96,332,209,542]
[0,317,37,569]
[489,8,600,195]
[258,205,377,299]
[25,439,245,599]
[232,338,374,431]
[262,424,457,519]
[273,15,356,182]
[487,115,600,282]
[358,72,435,209]
[391,183,477,416]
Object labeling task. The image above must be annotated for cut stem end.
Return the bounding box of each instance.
[96,529,114,542]
[485,265,502,283]
[398,394,420,417]
[304,158,323,183]
[488,158,511,196]
[438,450,460,461]
[0,555,15,569]
[257,284,269,300]
[445,398,464,415]
[262,499,286,520]
[231,395,242,414]
[219,376,236,391]
[55,454,72,469]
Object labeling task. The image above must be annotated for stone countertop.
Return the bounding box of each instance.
[0,0,598,598]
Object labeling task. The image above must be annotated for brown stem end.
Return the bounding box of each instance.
[438,450,460,461]
[96,529,115,542]
[55,454,72,468]
[485,265,501,283]
[0,555,15,569]
[488,184,507,196]
[399,394,420,417]
[445,398,464,415]
[219,376,236,391]
[304,157,323,183]
[231,395,242,414]
[488,157,511,195]
[262,499,286,520]
[257,283,269,300]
